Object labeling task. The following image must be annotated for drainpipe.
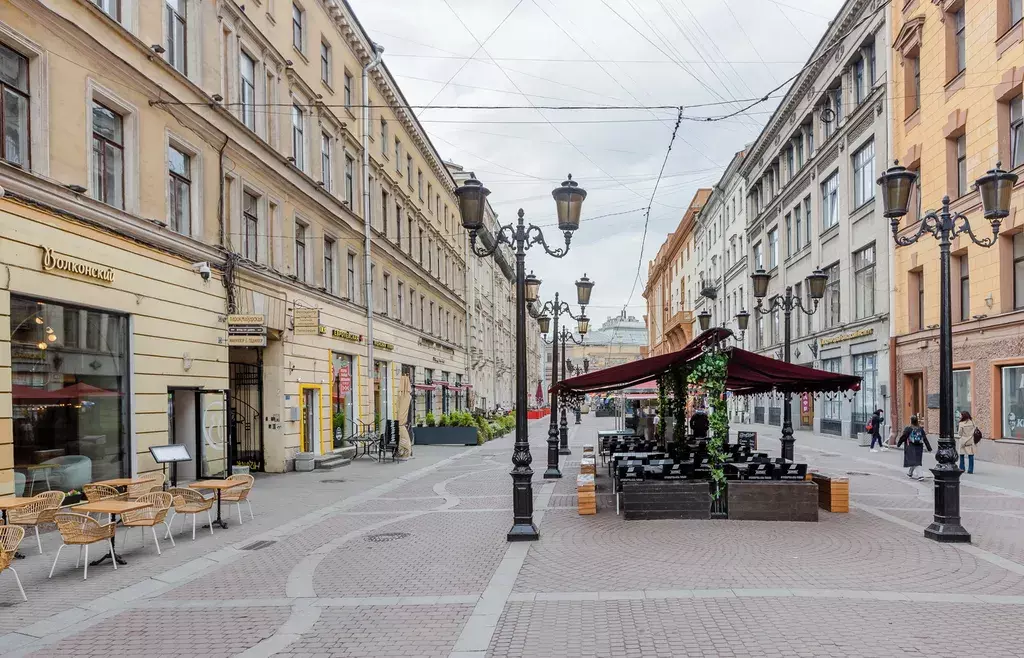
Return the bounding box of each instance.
[362,43,384,426]
[884,30,898,444]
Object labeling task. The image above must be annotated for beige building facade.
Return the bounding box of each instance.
[891,0,1024,465]
[0,0,473,495]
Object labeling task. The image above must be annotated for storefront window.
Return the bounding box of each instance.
[851,353,877,433]
[1001,366,1024,439]
[331,352,355,444]
[11,296,129,496]
[953,369,971,427]
[821,357,843,421]
[373,360,389,429]
[441,371,450,414]
[424,368,434,417]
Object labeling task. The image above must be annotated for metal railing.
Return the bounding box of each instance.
[754,407,765,424]
[820,418,843,436]
[768,407,782,426]
[850,411,871,438]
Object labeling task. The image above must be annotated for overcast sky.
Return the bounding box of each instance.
[348,0,846,326]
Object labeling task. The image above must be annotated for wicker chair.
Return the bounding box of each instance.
[164,487,215,541]
[221,474,255,525]
[127,474,164,500]
[83,483,127,503]
[8,491,65,555]
[0,526,27,601]
[120,492,174,554]
[48,512,117,580]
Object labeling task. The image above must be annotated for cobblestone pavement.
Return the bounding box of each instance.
[3,415,1024,657]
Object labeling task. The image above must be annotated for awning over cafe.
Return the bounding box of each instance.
[551,328,860,397]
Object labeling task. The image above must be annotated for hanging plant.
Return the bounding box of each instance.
[657,375,669,440]
[671,364,687,443]
[687,350,730,500]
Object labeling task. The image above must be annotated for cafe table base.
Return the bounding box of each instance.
[90,515,128,566]
[201,490,229,530]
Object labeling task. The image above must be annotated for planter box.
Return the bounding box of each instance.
[811,473,849,513]
[621,480,711,520]
[727,481,818,522]
[413,426,479,446]
[231,465,250,476]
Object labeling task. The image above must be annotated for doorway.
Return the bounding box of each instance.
[167,388,230,483]
[229,360,264,471]
[904,372,924,424]
[300,386,321,453]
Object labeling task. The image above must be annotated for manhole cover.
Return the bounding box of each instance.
[240,540,277,551]
[846,471,871,476]
[366,532,410,543]
[320,479,346,483]
[821,452,841,457]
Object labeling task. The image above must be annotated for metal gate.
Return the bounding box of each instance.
[229,361,264,472]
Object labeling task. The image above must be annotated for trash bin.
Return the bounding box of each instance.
[295,452,316,472]
[857,432,871,447]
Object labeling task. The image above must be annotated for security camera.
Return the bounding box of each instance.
[192,261,212,282]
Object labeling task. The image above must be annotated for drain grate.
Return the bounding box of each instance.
[366,532,410,543]
[240,540,277,551]
[846,471,872,476]
[821,452,841,457]
[320,479,346,483]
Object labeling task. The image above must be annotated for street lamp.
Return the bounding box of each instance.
[751,266,828,462]
[456,174,586,541]
[876,160,1017,543]
[735,309,750,341]
[559,325,585,431]
[697,309,712,332]
[535,276,593,475]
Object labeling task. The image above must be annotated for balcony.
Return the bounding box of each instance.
[662,309,693,353]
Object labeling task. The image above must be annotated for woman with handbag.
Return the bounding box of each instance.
[957,411,979,474]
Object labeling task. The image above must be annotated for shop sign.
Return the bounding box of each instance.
[373,339,394,351]
[293,308,320,335]
[336,366,351,394]
[228,314,266,326]
[228,325,266,334]
[331,328,362,343]
[820,327,873,346]
[227,334,267,347]
[42,247,115,283]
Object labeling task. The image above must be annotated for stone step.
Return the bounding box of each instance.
[315,445,357,470]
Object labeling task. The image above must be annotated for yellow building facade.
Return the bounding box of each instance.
[892,0,1024,465]
[0,0,470,495]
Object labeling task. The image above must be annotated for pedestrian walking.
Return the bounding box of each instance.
[868,408,887,452]
[957,411,979,474]
[897,415,932,479]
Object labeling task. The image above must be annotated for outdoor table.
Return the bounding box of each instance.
[189,480,244,530]
[74,499,151,566]
[0,497,34,559]
[92,477,151,488]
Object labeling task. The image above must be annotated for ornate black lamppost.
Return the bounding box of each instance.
[535,277,592,477]
[456,175,587,541]
[749,267,829,462]
[558,323,586,440]
[876,161,1017,543]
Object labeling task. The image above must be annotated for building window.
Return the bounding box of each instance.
[953,7,966,77]
[1011,96,1024,170]
[852,353,878,428]
[344,155,354,207]
[406,155,413,186]
[292,3,305,53]
[767,227,778,269]
[347,252,356,300]
[11,297,130,488]
[92,0,120,21]
[343,71,353,107]
[1001,366,1024,438]
[380,118,387,155]
[793,282,803,338]
[395,204,402,245]
[910,269,925,331]
[803,196,812,244]
[324,237,335,294]
[165,0,187,74]
[1014,0,1024,28]
[429,301,435,334]
[291,104,305,171]
[427,184,433,211]
[955,134,968,198]
[831,85,843,125]
[852,140,875,208]
[953,369,971,426]
[771,307,780,345]
[294,222,307,282]
[418,227,424,263]
[824,262,841,328]
[793,204,803,252]
[1014,233,1024,308]
[320,41,331,86]
[0,44,29,169]
[753,241,763,270]
[854,56,865,105]
[755,310,765,350]
[794,138,803,170]
[91,102,124,209]
[853,244,876,319]
[786,147,794,179]
[866,40,876,84]
[417,169,424,199]
[821,358,843,421]
[397,282,404,322]
[785,214,792,258]
[242,191,259,261]
[408,218,414,254]
[419,295,425,330]
[239,51,256,131]
[380,190,389,236]
[167,145,191,236]
[959,254,970,321]
[908,55,921,116]
[383,273,391,316]
[320,132,332,191]
[821,171,839,230]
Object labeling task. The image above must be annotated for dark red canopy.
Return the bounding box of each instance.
[552,328,860,396]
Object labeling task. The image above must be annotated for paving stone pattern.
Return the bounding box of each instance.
[4,415,1024,658]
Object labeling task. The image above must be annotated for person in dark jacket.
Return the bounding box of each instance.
[897,415,933,480]
[868,409,887,452]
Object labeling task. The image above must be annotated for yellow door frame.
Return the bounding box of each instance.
[298,384,323,453]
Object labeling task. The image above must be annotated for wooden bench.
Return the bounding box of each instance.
[810,472,849,513]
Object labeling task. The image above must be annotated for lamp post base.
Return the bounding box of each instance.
[924,466,971,543]
[507,523,540,542]
[543,466,562,479]
[558,448,571,456]
[779,435,795,462]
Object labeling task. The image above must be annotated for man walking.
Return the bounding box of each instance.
[868,408,887,452]
[897,415,933,480]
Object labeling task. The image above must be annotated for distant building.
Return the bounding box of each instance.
[554,313,648,382]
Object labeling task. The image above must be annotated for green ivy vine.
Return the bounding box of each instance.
[687,351,730,499]
[670,364,687,443]
[656,376,669,441]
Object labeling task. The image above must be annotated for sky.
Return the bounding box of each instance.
[347,0,846,326]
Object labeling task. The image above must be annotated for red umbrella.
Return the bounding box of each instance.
[535,381,544,405]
